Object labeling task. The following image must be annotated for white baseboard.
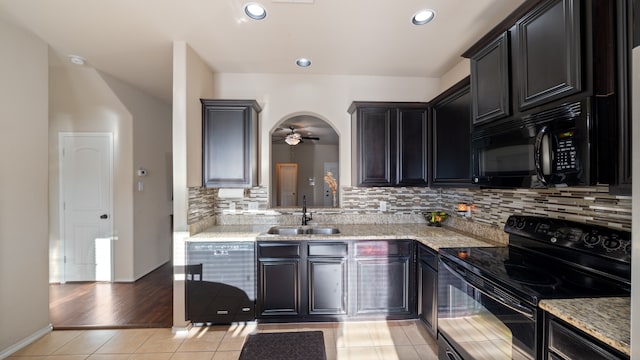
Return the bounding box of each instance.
[171,322,192,335]
[0,324,52,359]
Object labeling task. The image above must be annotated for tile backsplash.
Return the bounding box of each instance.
[188,184,631,232]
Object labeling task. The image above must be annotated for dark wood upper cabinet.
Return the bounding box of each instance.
[471,32,511,125]
[515,0,582,110]
[397,108,429,186]
[201,99,261,188]
[351,106,396,186]
[349,102,429,187]
[610,0,635,195]
[634,0,640,47]
[430,77,472,187]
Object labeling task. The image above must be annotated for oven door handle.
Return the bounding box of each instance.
[440,259,535,320]
[473,282,535,320]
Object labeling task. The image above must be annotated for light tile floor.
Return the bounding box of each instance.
[8,320,438,360]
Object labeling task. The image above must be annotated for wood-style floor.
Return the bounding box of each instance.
[49,262,173,329]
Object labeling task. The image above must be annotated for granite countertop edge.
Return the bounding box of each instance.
[186,223,503,250]
[539,297,631,356]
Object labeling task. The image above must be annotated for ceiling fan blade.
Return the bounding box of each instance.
[301,136,320,140]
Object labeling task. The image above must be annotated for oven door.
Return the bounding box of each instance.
[437,257,538,360]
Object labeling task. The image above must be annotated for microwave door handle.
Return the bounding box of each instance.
[534,126,550,186]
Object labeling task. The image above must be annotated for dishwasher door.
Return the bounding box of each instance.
[186,242,256,324]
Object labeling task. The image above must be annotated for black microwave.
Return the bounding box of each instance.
[471,98,600,188]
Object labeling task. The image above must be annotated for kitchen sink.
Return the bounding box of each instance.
[267,226,340,235]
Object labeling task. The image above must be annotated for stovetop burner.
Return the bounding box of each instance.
[503,264,559,287]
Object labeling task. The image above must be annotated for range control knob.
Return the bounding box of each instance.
[602,235,621,251]
[516,220,526,229]
[507,218,517,228]
[625,242,632,254]
[583,232,600,247]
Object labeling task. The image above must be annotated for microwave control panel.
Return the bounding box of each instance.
[555,130,578,172]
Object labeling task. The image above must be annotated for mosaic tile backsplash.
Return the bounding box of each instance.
[188,184,631,232]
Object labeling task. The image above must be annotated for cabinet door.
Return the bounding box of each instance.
[258,259,300,317]
[515,0,582,109]
[471,32,511,125]
[308,258,347,315]
[397,108,429,185]
[353,107,396,186]
[353,257,412,316]
[201,99,260,188]
[419,261,437,335]
[431,79,472,186]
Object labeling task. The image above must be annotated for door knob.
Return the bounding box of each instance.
[100,214,108,219]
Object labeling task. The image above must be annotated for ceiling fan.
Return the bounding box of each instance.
[281,126,319,146]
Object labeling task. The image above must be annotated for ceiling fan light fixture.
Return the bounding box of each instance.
[285,132,302,145]
[412,9,435,25]
[244,2,267,20]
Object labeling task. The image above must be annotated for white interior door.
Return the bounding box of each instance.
[60,133,113,282]
[277,163,298,206]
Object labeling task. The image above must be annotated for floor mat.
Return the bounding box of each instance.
[239,330,327,360]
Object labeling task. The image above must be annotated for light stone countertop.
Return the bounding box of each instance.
[539,297,630,356]
[187,223,503,250]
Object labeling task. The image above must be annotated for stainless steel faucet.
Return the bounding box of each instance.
[302,195,312,226]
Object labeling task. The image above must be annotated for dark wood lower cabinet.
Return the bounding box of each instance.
[308,257,347,315]
[351,240,415,318]
[352,257,412,316]
[257,240,415,322]
[257,242,303,318]
[258,259,301,317]
[418,244,438,336]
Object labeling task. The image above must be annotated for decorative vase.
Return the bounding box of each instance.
[332,193,337,207]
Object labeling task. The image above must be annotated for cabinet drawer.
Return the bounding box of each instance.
[548,319,626,360]
[354,240,412,257]
[308,242,348,257]
[258,242,301,258]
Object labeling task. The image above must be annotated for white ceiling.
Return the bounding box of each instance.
[0,0,526,103]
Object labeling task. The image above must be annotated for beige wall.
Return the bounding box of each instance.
[0,19,50,355]
[48,55,136,282]
[100,72,173,278]
[172,41,215,330]
[436,58,471,97]
[49,53,172,282]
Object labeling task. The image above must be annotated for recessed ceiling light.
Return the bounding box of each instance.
[412,9,435,25]
[296,58,312,67]
[68,55,86,66]
[244,2,267,20]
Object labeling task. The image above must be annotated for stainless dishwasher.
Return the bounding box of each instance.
[185,242,256,324]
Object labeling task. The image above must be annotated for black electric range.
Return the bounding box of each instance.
[440,215,631,306]
[436,215,631,360]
